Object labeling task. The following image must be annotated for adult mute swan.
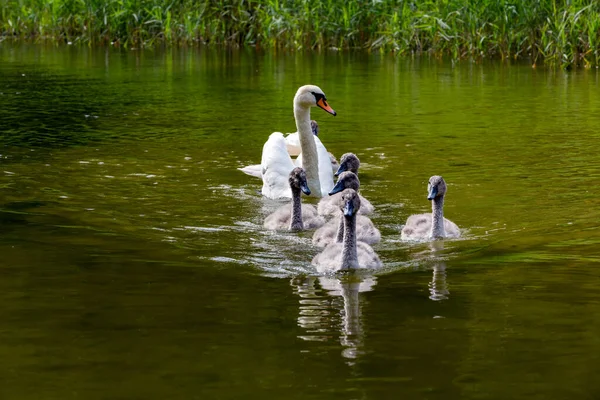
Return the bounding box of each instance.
[241,85,337,199]
[401,176,461,241]
[312,189,382,273]
[264,168,326,231]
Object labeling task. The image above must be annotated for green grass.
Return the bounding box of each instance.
[1,0,600,68]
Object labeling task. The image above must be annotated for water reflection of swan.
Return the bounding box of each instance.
[427,241,450,301]
[291,274,377,363]
[429,262,449,301]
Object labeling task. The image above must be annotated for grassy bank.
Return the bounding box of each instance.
[1,0,600,68]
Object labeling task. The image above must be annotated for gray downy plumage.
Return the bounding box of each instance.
[401,175,460,241]
[312,189,382,273]
[264,167,326,231]
[317,171,374,216]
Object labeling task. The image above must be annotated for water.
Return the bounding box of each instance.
[1,44,600,399]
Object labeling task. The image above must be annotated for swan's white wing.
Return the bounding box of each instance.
[285,132,302,156]
[261,132,296,199]
[240,132,300,178]
[328,152,340,174]
[314,135,335,196]
[238,164,263,178]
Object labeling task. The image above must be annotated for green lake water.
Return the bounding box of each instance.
[1,44,600,399]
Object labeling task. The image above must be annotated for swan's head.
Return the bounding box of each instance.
[427,175,447,200]
[310,120,319,136]
[294,85,337,116]
[289,167,311,196]
[328,171,360,195]
[341,189,361,217]
[335,153,360,176]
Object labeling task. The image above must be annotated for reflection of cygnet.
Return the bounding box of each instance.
[319,276,377,361]
[429,263,449,301]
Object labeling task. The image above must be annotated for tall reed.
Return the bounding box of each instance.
[1,0,599,68]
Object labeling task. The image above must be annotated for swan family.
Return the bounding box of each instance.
[241,84,461,273]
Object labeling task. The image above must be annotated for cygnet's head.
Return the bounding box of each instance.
[289,167,311,195]
[310,120,319,136]
[335,153,360,176]
[328,171,360,196]
[294,85,337,116]
[427,175,447,200]
[341,189,361,217]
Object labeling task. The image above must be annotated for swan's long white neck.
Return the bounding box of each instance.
[430,195,446,239]
[294,103,321,197]
[341,214,359,270]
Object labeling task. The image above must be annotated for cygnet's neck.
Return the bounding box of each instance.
[335,213,344,243]
[430,195,446,239]
[290,187,303,231]
[341,213,358,270]
[294,103,321,197]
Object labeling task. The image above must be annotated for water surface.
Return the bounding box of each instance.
[1,45,600,399]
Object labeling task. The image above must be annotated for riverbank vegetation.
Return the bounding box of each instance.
[2,0,600,68]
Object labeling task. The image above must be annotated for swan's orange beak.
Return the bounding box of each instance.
[317,98,336,116]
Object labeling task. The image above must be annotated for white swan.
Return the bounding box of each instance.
[240,85,337,199]
[264,168,326,231]
[401,175,461,241]
[318,171,375,216]
[312,189,382,273]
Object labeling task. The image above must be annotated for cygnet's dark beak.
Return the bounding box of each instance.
[334,163,347,177]
[328,180,345,195]
[427,186,438,200]
[317,98,337,116]
[343,201,354,217]
[300,182,311,196]
[311,121,319,136]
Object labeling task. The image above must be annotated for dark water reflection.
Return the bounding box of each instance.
[1,44,600,399]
